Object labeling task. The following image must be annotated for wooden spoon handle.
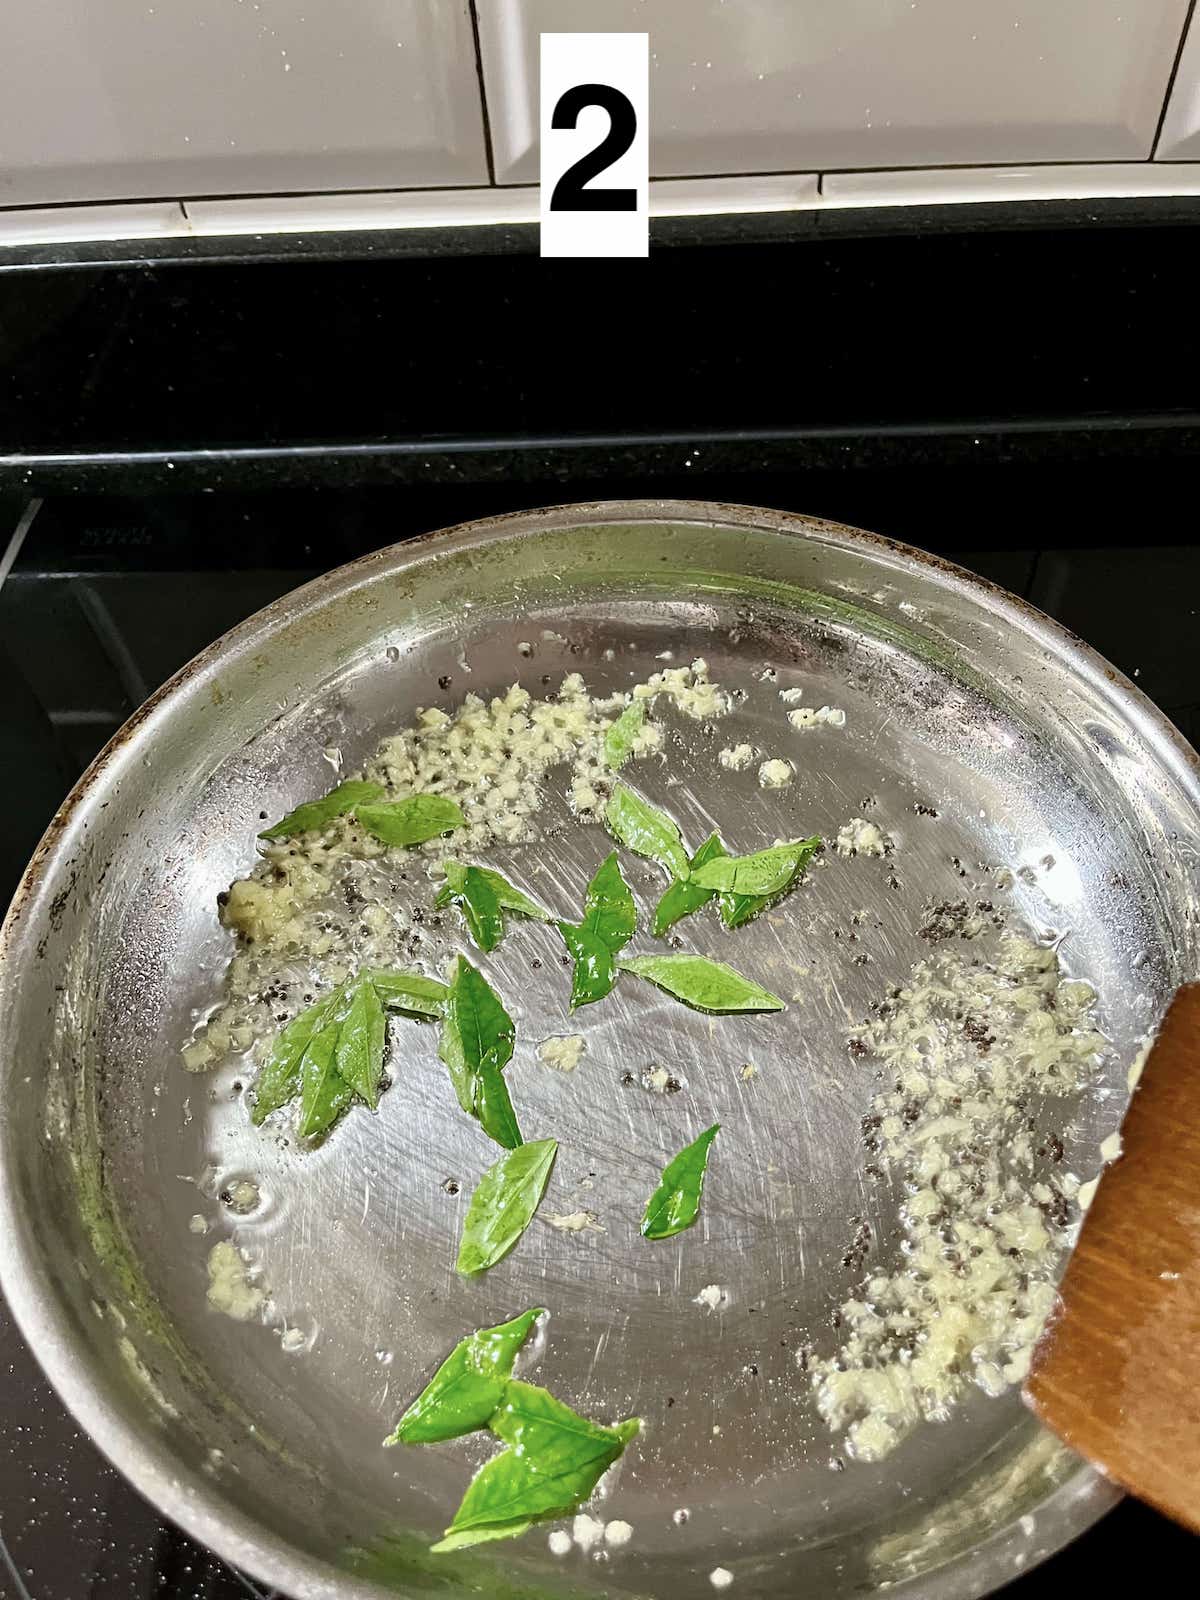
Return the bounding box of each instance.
[1026,983,1200,1533]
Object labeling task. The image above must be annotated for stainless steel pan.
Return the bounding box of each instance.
[2,501,1197,1600]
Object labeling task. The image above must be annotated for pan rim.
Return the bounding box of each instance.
[1,497,1184,1599]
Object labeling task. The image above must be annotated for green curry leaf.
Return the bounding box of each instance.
[602,700,646,770]
[296,1008,355,1139]
[250,988,342,1125]
[475,1062,524,1152]
[436,861,549,952]
[253,968,443,1132]
[457,1141,558,1277]
[604,782,690,881]
[557,922,616,1010]
[580,850,637,949]
[356,794,465,848]
[652,832,726,937]
[434,1381,639,1549]
[451,863,549,923]
[642,1124,720,1240]
[691,837,822,898]
[258,779,384,841]
[618,954,785,1015]
[365,969,449,1018]
[385,1307,544,1446]
[438,958,521,1148]
[714,836,822,929]
[334,976,387,1111]
[447,865,505,952]
[558,852,636,1008]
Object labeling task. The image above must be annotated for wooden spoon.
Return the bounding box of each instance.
[1025,983,1200,1533]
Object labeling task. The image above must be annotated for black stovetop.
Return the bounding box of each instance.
[2,215,1199,1596]
[1,480,1197,1600]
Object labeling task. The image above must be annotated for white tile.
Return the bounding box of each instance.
[186,188,538,236]
[824,164,1200,207]
[0,201,187,247]
[184,177,820,237]
[1156,10,1200,157]
[650,174,819,217]
[9,164,1192,254]
[478,0,1192,182]
[0,1,487,208]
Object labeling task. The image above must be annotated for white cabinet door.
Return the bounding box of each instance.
[1156,9,1200,156]
[0,1,487,207]
[477,0,1191,182]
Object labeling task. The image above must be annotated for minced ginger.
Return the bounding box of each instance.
[813,935,1106,1461]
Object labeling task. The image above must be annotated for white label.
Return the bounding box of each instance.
[539,33,649,259]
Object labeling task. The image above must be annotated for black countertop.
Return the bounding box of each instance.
[2,203,1200,493]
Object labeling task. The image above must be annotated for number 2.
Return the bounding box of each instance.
[549,84,638,212]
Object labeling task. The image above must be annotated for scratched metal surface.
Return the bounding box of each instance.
[2,502,1198,1600]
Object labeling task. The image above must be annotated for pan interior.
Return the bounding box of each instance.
[5,509,1194,1600]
